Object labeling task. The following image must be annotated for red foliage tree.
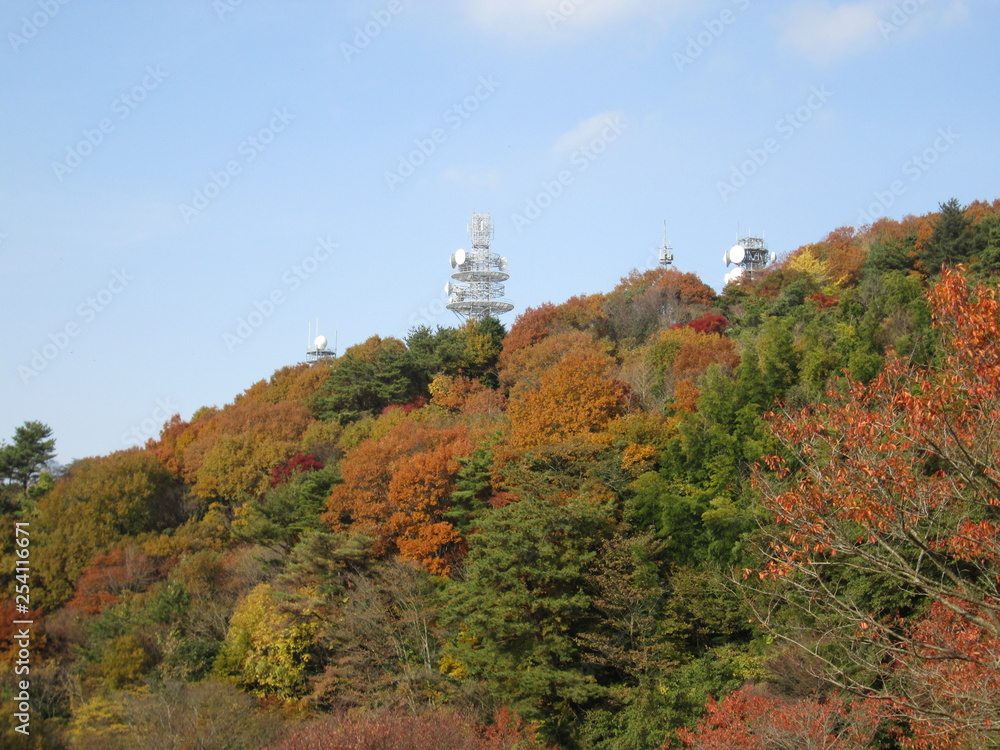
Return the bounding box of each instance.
[752,268,1000,745]
[269,707,547,750]
[676,688,884,750]
[269,452,324,488]
[671,313,728,335]
[381,394,429,416]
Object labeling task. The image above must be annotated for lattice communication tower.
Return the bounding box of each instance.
[724,233,771,284]
[445,213,513,321]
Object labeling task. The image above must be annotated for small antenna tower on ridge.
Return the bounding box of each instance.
[306,319,336,362]
[658,221,674,268]
[445,212,514,321]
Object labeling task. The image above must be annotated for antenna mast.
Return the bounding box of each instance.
[658,221,674,268]
[445,212,514,321]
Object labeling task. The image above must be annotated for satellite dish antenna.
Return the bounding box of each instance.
[444,281,454,295]
[729,244,746,264]
[314,335,328,351]
[444,212,513,322]
[724,248,731,266]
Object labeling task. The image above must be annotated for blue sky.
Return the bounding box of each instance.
[1,0,998,464]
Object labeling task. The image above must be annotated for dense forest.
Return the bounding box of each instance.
[3,198,1000,749]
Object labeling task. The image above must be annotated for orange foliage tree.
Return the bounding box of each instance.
[428,375,506,419]
[324,416,472,574]
[612,267,717,307]
[498,295,607,368]
[602,267,717,343]
[507,350,628,451]
[66,544,163,616]
[151,384,316,493]
[790,226,867,286]
[752,268,1000,747]
[498,329,609,394]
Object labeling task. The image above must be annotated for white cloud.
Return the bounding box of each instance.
[776,0,971,65]
[776,1,883,65]
[552,110,628,154]
[443,167,500,188]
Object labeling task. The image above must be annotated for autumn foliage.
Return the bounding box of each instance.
[324,416,472,574]
[507,350,628,450]
[675,688,884,750]
[270,707,547,750]
[269,452,324,487]
[14,202,1000,749]
[755,267,1000,744]
[67,545,163,615]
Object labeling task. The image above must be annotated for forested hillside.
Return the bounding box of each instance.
[3,198,1000,749]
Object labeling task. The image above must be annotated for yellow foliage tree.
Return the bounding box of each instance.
[215,583,321,698]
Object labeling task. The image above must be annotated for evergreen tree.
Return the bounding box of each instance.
[0,420,56,493]
[921,198,973,272]
[446,493,610,745]
[316,337,419,422]
[758,320,799,402]
[444,444,494,533]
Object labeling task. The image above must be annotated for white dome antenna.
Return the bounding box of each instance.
[306,319,337,362]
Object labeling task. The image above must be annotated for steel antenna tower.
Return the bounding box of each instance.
[658,221,674,268]
[445,212,514,321]
[724,231,771,284]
